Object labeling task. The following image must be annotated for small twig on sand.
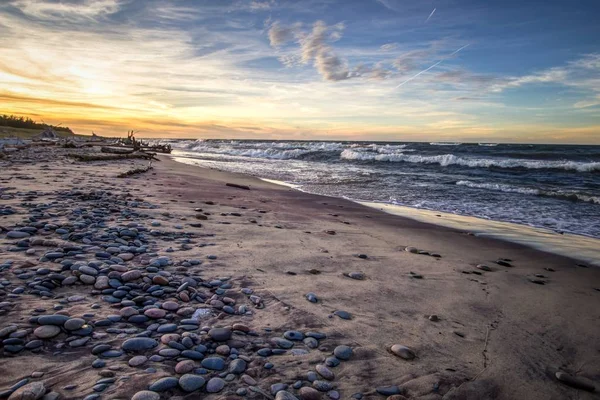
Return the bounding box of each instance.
[117,164,153,178]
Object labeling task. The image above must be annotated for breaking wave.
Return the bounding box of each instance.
[456,180,600,204]
[340,150,600,172]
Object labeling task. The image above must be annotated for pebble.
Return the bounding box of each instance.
[333,310,351,320]
[208,327,231,341]
[206,377,225,393]
[555,371,595,392]
[390,344,415,360]
[316,364,335,380]
[7,382,45,400]
[128,356,148,367]
[122,337,158,352]
[276,391,299,400]
[333,345,353,360]
[131,391,160,400]
[376,386,402,396]
[299,387,322,400]
[148,377,179,392]
[178,374,206,392]
[34,325,61,339]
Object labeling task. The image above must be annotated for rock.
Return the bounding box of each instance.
[37,315,69,325]
[299,387,322,400]
[390,344,415,360]
[121,270,142,282]
[175,360,196,374]
[122,338,158,352]
[7,231,30,239]
[376,386,402,396]
[178,374,205,392]
[476,264,492,272]
[555,371,595,392]
[276,391,300,400]
[333,310,351,320]
[345,272,365,280]
[34,325,61,339]
[148,377,179,392]
[271,383,288,395]
[333,345,352,360]
[201,357,225,370]
[405,246,419,254]
[428,315,439,322]
[312,381,333,392]
[284,330,305,341]
[206,377,225,393]
[316,364,335,380]
[8,382,45,400]
[153,276,169,285]
[128,356,148,367]
[144,309,166,319]
[272,337,294,349]
[306,293,319,303]
[208,327,231,341]
[64,318,85,331]
[131,391,160,400]
[229,358,247,374]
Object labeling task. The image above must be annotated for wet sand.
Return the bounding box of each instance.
[0,145,599,400]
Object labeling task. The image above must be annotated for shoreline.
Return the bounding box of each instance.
[0,145,598,400]
[170,154,600,267]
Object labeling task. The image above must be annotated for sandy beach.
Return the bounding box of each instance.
[1,144,599,400]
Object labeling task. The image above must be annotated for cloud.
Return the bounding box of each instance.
[268,21,296,47]
[7,0,121,22]
[268,20,352,81]
[490,53,600,109]
[380,43,398,52]
[249,0,276,11]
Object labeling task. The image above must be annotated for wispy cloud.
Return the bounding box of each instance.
[425,8,436,23]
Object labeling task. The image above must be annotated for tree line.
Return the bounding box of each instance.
[0,114,73,133]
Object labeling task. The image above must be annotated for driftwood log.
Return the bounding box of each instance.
[67,152,159,162]
[117,165,153,178]
[101,146,135,155]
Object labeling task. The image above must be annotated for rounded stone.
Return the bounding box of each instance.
[206,377,225,393]
[178,374,205,392]
[390,344,415,360]
[144,309,166,319]
[208,327,231,341]
[128,356,148,367]
[34,325,61,339]
[131,391,160,400]
[316,364,335,380]
[148,377,178,392]
[201,357,225,371]
[175,360,197,374]
[64,318,85,331]
[283,330,304,341]
[122,338,158,352]
[7,381,45,400]
[333,345,352,360]
[299,387,322,400]
[276,391,300,400]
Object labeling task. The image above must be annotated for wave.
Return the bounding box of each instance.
[430,142,462,146]
[478,143,498,147]
[456,180,600,204]
[340,150,600,172]
[180,141,345,160]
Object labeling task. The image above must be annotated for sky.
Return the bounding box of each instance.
[0,0,599,143]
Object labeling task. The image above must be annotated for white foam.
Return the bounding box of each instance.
[456,180,600,204]
[340,150,600,172]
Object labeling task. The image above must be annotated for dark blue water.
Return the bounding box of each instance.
[159,139,600,238]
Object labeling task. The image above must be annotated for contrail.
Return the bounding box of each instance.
[394,43,470,89]
[425,8,436,22]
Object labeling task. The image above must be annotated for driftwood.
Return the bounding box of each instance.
[226,182,250,190]
[117,165,153,178]
[101,146,135,155]
[67,152,158,162]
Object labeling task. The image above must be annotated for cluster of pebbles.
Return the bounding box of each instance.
[0,162,421,400]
